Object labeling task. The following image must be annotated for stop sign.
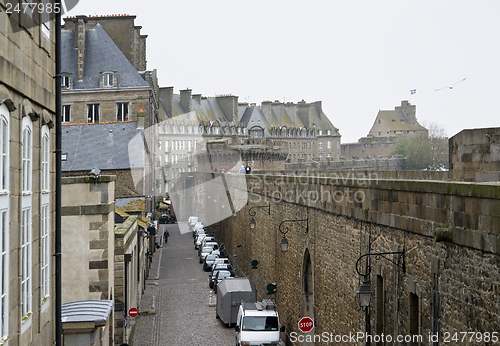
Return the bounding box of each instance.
[128,307,139,317]
[298,317,314,333]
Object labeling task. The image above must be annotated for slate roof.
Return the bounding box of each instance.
[377,110,426,131]
[62,121,144,172]
[61,24,149,90]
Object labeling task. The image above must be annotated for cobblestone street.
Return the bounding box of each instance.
[131,222,235,346]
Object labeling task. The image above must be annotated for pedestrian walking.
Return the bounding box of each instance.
[164,230,170,244]
[239,165,246,174]
[245,164,251,174]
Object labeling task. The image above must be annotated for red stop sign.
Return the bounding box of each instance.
[128,307,139,317]
[298,317,314,333]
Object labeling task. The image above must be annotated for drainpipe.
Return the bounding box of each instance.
[55,2,62,346]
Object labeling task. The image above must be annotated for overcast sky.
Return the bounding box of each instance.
[67,0,500,143]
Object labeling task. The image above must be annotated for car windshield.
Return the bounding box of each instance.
[242,316,279,331]
[217,271,231,280]
[202,246,213,253]
[206,254,218,261]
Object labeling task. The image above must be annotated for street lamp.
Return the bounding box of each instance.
[356,281,372,308]
[278,213,308,252]
[248,204,270,229]
[354,225,406,346]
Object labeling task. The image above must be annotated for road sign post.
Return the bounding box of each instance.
[298,317,314,333]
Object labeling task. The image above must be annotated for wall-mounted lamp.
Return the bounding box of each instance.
[248,204,271,230]
[278,213,308,252]
[354,226,405,346]
[355,247,405,278]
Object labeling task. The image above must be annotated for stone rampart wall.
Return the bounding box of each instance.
[202,173,500,345]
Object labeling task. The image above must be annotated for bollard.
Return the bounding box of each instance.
[208,291,216,307]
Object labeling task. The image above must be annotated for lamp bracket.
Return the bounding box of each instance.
[248,204,270,217]
[279,217,308,235]
[355,247,405,277]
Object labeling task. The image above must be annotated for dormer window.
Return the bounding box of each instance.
[100,71,116,88]
[61,73,72,89]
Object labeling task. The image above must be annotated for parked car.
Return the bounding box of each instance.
[159,214,176,224]
[193,222,204,233]
[188,216,199,229]
[211,258,230,271]
[210,264,232,288]
[203,254,219,271]
[200,245,218,263]
[193,226,206,239]
[211,249,221,257]
[194,234,207,249]
[198,240,217,256]
[213,270,234,293]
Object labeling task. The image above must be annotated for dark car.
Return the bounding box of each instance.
[203,253,219,271]
[209,264,232,288]
[159,214,176,224]
[213,270,234,293]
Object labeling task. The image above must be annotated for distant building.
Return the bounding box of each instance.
[341,100,428,161]
[157,89,341,187]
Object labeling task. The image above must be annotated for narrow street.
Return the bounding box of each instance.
[131,222,235,346]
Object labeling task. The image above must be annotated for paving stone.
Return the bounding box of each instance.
[131,224,235,346]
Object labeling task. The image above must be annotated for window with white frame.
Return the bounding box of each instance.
[21,208,32,320]
[41,133,49,192]
[40,204,49,303]
[0,113,8,192]
[40,125,50,308]
[21,117,33,326]
[102,72,114,87]
[116,102,129,121]
[319,141,323,149]
[61,75,71,89]
[0,210,8,342]
[87,104,99,123]
[0,105,8,343]
[22,126,32,193]
[62,105,71,123]
[327,140,332,149]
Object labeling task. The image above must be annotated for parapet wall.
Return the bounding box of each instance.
[207,172,499,344]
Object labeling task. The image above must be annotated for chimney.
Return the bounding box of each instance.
[74,15,87,81]
[261,101,272,124]
[180,89,192,114]
[159,87,173,117]
[137,104,144,129]
[192,94,202,103]
[297,100,310,127]
[216,95,239,122]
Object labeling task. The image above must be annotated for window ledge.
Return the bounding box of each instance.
[22,192,32,196]
[0,190,9,196]
[42,190,50,194]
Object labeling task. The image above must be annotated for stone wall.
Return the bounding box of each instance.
[450,127,500,182]
[1,3,57,345]
[199,173,500,345]
[285,156,406,172]
[61,176,116,303]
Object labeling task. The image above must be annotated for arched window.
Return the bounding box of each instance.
[0,104,9,341]
[21,115,33,328]
[40,125,50,308]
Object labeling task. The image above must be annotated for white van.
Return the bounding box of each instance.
[235,300,284,346]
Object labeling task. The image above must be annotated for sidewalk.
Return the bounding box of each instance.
[129,245,162,345]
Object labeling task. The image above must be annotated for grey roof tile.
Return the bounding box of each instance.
[62,122,144,171]
[61,24,149,90]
